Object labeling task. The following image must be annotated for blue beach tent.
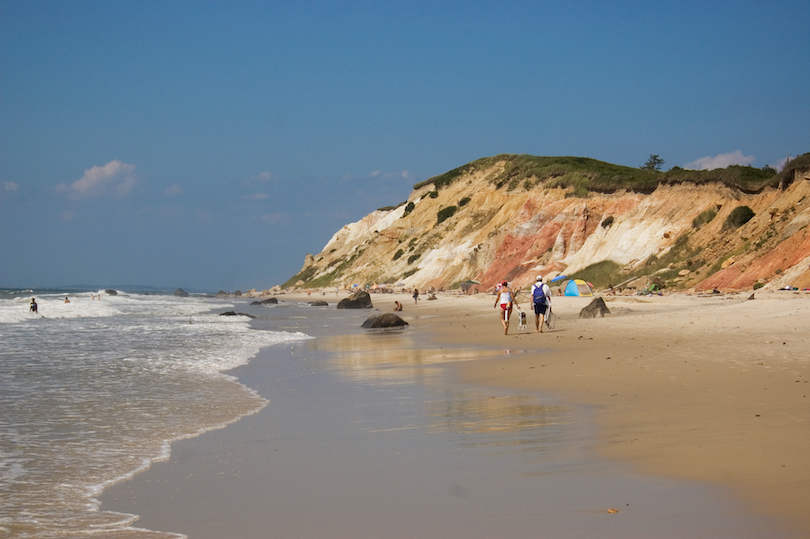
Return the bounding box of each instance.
[564,279,594,297]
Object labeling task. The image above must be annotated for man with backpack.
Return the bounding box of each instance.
[530,275,551,333]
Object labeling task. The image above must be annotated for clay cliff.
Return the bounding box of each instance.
[286,154,810,293]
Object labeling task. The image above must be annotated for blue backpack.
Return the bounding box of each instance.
[532,284,547,305]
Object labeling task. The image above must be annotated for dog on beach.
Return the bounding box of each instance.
[518,309,527,330]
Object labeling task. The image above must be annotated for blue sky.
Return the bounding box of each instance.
[1,1,808,291]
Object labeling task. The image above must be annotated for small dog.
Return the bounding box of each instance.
[518,309,528,330]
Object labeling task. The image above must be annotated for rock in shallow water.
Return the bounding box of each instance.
[219,311,256,319]
[361,313,408,328]
[250,298,278,305]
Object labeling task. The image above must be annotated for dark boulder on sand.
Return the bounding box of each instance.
[309,301,329,306]
[579,297,610,318]
[174,288,189,297]
[337,291,373,309]
[361,313,409,328]
[216,290,228,298]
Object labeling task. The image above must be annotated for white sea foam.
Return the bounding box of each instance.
[0,291,311,538]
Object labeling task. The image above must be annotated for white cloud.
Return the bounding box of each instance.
[259,212,284,224]
[4,181,19,191]
[164,185,183,196]
[245,192,269,200]
[367,170,410,180]
[60,210,75,221]
[257,171,272,181]
[56,160,138,199]
[113,175,137,197]
[684,151,755,170]
[773,156,791,172]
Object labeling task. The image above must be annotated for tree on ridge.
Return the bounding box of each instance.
[641,154,665,171]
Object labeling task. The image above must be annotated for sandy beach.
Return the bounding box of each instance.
[101,288,809,537]
[412,289,810,533]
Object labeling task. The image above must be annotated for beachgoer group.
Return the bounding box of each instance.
[491,276,554,335]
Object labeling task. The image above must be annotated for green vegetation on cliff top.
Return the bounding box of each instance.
[415,154,782,194]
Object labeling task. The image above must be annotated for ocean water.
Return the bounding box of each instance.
[0,289,311,538]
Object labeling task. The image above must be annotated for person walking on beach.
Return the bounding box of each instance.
[494,281,518,335]
[413,288,419,305]
[530,275,552,333]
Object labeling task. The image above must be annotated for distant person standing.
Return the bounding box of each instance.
[494,281,518,335]
[531,275,552,333]
[413,288,419,305]
[30,298,38,313]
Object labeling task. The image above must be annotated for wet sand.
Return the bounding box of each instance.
[100,289,809,537]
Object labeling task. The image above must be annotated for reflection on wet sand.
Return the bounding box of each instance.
[426,393,569,439]
[310,330,543,385]
[309,329,570,461]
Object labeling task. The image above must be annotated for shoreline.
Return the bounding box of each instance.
[100,289,809,537]
[399,289,809,533]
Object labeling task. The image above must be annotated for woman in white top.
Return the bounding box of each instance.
[493,281,519,335]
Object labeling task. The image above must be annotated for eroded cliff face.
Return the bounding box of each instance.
[290,160,810,292]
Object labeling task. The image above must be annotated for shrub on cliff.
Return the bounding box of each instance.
[723,206,755,230]
[692,208,718,229]
[437,206,458,224]
[780,153,810,186]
